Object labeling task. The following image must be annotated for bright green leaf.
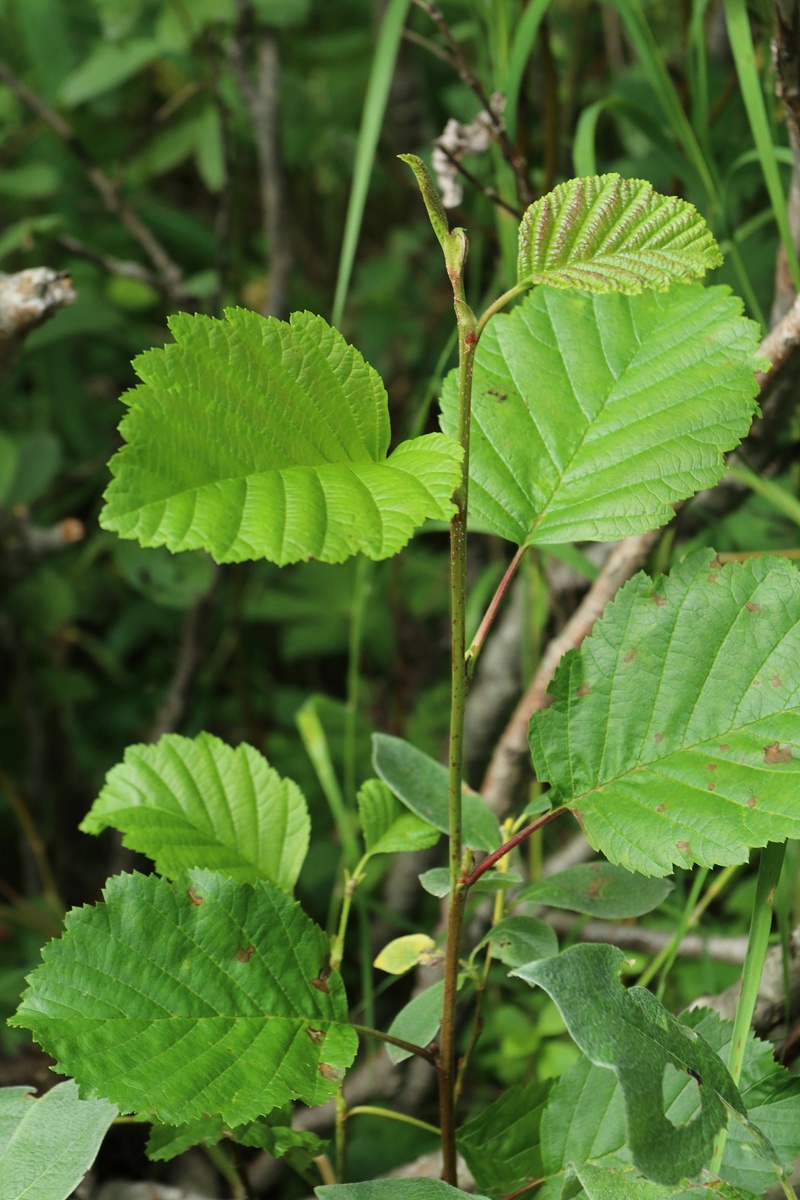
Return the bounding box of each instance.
[440,285,762,546]
[80,733,310,891]
[530,552,800,875]
[0,1081,117,1200]
[515,863,673,918]
[374,934,437,975]
[356,778,440,856]
[457,1079,552,1194]
[372,733,500,852]
[517,175,721,292]
[317,1182,491,1200]
[475,915,557,967]
[516,944,746,1184]
[101,309,462,565]
[11,870,358,1124]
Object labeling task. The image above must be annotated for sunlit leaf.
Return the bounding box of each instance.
[80,733,310,891]
[101,309,462,566]
[440,285,762,546]
[517,175,721,292]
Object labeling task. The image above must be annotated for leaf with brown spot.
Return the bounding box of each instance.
[530,551,800,875]
[235,945,255,963]
[764,742,793,764]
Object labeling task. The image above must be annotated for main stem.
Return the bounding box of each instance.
[440,268,478,1186]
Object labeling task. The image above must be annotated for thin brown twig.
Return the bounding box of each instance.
[56,234,163,291]
[413,0,532,206]
[0,58,185,302]
[436,144,525,219]
[480,529,661,817]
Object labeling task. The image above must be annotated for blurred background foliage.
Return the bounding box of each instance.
[1,0,800,1190]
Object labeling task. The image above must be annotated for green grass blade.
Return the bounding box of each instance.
[331,0,411,328]
[728,463,800,527]
[505,0,553,141]
[724,0,800,294]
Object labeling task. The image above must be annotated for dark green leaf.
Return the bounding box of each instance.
[457,1079,552,1193]
[515,863,673,918]
[12,870,358,1124]
[372,733,500,852]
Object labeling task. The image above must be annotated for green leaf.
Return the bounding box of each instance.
[11,870,358,1124]
[420,867,522,897]
[516,944,746,1184]
[101,309,462,566]
[80,733,310,891]
[146,1109,326,1164]
[385,980,445,1065]
[440,285,762,546]
[372,733,500,852]
[474,915,557,968]
[374,934,437,975]
[0,1081,117,1200]
[515,863,673,918]
[113,542,216,609]
[457,1079,552,1194]
[60,38,166,107]
[569,1163,761,1200]
[356,778,440,856]
[317,1183,491,1200]
[539,1008,800,1196]
[517,175,721,292]
[530,552,800,875]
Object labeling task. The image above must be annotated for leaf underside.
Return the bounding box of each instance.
[101,308,462,565]
[530,551,800,875]
[11,870,358,1125]
[80,732,310,890]
[517,944,745,1184]
[441,284,762,546]
[539,1007,800,1197]
[517,174,722,292]
[0,1081,117,1200]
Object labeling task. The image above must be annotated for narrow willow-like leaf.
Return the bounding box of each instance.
[517,944,746,1184]
[101,308,462,565]
[440,285,762,546]
[517,174,721,292]
[530,552,800,875]
[0,1081,117,1200]
[372,733,500,851]
[515,862,673,918]
[12,870,358,1124]
[80,732,310,890]
[356,778,440,856]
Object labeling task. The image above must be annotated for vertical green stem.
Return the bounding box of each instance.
[710,841,786,1173]
[439,275,478,1183]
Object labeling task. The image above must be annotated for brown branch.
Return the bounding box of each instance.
[231,2,292,318]
[413,0,532,207]
[0,59,185,303]
[56,234,164,292]
[480,529,661,818]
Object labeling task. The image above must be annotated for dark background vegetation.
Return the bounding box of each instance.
[1,0,799,1193]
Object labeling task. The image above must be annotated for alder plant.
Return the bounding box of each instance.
[5,165,800,1200]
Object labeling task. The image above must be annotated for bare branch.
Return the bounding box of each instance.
[0,58,185,302]
[0,267,75,384]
